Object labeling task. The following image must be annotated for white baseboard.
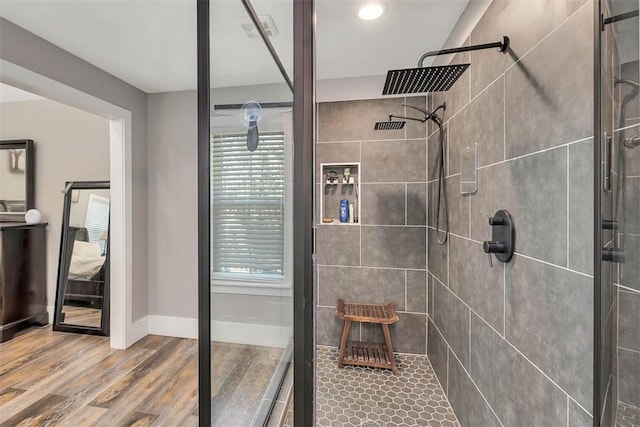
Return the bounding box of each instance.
[127,315,150,346]
[148,315,198,339]
[212,320,289,348]
[146,315,288,347]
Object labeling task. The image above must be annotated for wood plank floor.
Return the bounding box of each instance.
[0,326,282,426]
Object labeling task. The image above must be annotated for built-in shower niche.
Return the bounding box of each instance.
[320,162,360,224]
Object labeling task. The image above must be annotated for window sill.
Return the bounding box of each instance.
[211,280,292,297]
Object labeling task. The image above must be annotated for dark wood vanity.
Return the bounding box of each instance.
[0,222,48,342]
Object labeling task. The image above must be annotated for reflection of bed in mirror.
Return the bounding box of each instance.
[62,226,106,309]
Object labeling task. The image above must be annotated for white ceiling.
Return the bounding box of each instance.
[0,0,471,93]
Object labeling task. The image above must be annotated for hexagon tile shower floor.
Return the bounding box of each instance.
[313,346,459,427]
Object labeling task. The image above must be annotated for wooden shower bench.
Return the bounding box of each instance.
[336,299,399,372]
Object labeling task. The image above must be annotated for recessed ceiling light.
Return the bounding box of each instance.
[358,3,384,21]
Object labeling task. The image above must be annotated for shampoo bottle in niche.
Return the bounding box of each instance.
[340,199,349,223]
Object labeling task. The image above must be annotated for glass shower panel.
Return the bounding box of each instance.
[599,0,639,425]
[209,0,293,424]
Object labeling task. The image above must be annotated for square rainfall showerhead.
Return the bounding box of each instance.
[374,120,406,130]
[382,64,470,95]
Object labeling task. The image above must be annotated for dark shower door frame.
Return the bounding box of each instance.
[196,0,316,425]
[593,1,603,426]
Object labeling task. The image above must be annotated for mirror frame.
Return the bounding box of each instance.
[53,180,110,336]
[0,139,35,222]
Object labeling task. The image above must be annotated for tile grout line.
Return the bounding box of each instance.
[477,136,593,172]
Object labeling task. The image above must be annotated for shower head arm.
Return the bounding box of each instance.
[389,114,426,123]
[402,102,446,123]
[418,36,510,67]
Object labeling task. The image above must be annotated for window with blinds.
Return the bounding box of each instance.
[211,132,285,279]
[85,194,110,254]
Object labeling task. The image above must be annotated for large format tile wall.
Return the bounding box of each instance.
[426,1,596,426]
[315,96,430,355]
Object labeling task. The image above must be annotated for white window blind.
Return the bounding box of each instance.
[211,132,285,278]
[85,194,110,253]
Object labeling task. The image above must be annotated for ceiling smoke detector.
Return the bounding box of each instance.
[240,15,279,39]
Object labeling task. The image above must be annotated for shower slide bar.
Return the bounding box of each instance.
[418,36,510,67]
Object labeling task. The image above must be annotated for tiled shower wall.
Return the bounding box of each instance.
[426,1,596,426]
[611,47,640,420]
[315,96,430,355]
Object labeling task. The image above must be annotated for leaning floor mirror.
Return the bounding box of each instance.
[53,181,110,336]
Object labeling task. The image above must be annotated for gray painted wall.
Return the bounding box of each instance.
[147,90,198,318]
[315,96,429,355]
[0,18,149,321]
[0,99,110,312]
[427,1,595,425]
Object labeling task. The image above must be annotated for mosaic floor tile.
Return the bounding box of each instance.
[314,346,459,427]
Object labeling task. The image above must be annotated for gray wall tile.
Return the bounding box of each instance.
[318,98,408,142]
[433,281,470,369]
[505,255,593,411]
[448,352,502,427]
[618,348,640,408]
[470,314,567,426]
[429,175,470,238]
[360,183,405,225]
[316,225,360,266]
[407,183,427,226]
[504,3,593,158]
[469,0,566,98]
[361,312,427,354]
[621,124,640,177]
[428,320,449,392]
[449,77,505,175]
[428,274,435,317]
[317,266,406,311]
[428,228,448,286]
[361,226,426,269]
[406,270,427,313]
[449,235,505,332]
[620,235,640,292]
[470,146,568,266]
[361,139,426,183]
[568,139,595,275]
[619,291,640,352]
[567,0,589,17]
[625,177,640,236]
[316,306,358,347]
[568,397,592,427]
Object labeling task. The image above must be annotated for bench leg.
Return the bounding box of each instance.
[381,323,397,373]
[337,320,352,368]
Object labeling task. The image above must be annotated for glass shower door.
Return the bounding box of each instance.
[597,0,640,425]
[205,0,294,424]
